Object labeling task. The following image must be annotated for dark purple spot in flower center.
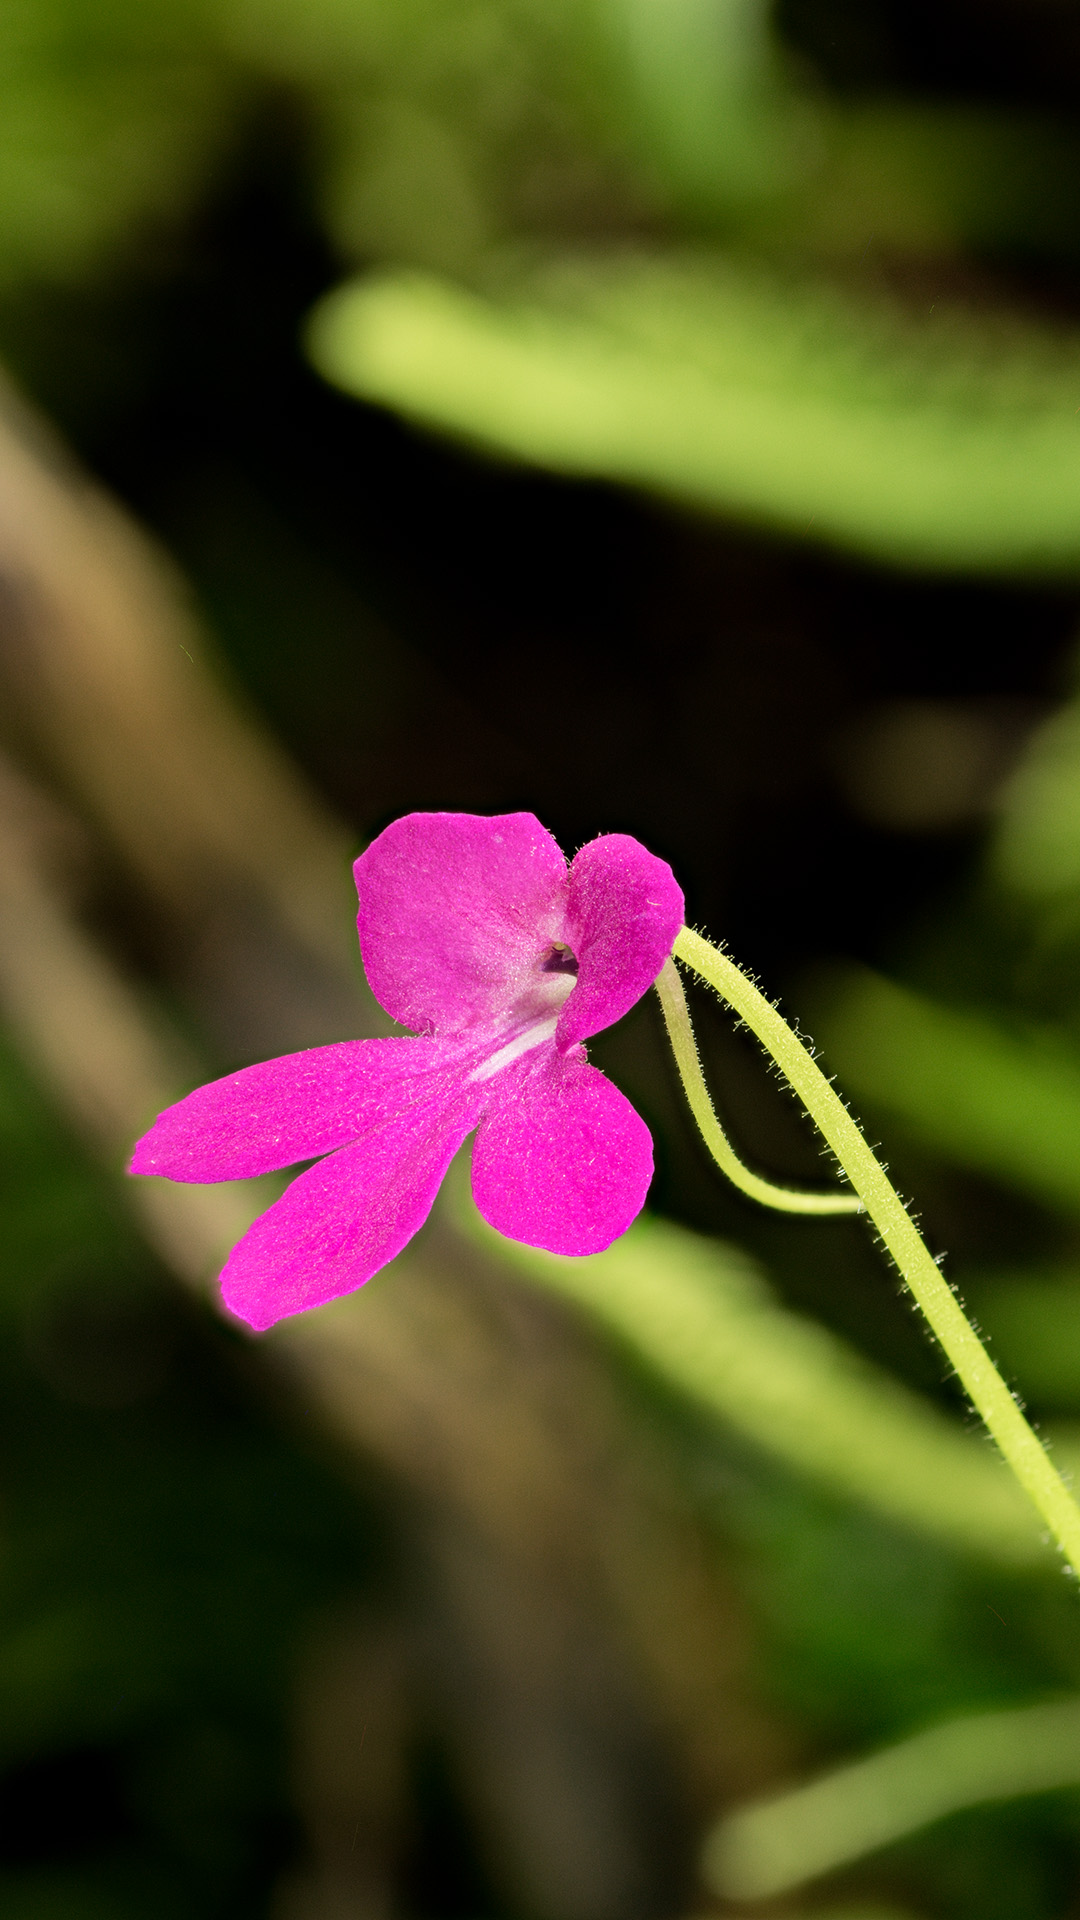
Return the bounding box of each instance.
[542,942,579,977]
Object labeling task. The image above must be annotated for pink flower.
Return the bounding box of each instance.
[130,812,684,1329]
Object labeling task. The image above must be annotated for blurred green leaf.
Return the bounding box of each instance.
[708,1694,1080,1901]
[590,0,805,212]
[810,966,1080,1209]
[309,259,1080,573]
[231,0,1080,262]
[465,1203,1054,1564]
[227,0,650,269]
[0,0,243,286]
[0,0,1075,300]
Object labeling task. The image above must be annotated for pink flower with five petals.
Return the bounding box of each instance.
[130,812,684,1329]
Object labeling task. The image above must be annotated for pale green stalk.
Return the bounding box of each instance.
[672,923,1080,1574]
[708,1694,1080,1900]
[655,956,861,1214]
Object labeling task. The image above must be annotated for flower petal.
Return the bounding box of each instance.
[220,1085,481,1329]
[130,1037,453,1181]
[557,834,684,1047]
[355,812,569,1035]
[471,1046,653,1256]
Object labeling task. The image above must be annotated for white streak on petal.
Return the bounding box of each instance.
[468,1016,558,1084]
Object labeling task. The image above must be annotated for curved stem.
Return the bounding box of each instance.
[673,924,1080,1574]
[655,957,861,1215]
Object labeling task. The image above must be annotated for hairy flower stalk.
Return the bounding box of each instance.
[668,925,1080,1577]
[654,956,861,1217]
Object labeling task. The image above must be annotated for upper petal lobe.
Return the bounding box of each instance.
[557,834,684,1047]
[355,812,569,1036]
[471,1045,653,1256]
[220,1081,483,1329]
[130,1036,455,1182]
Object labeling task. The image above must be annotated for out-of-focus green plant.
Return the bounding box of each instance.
[4,0,1080,441]
[258,0,1080,577]
[709,1694,1080,1901]
[471,1202,1057,1566]
[228,0,1080,265]
[7,0,1080,589]
[0,0,244,287]
[808,968,1080,1212]
[809,666,1080,1194]
[309,257,1080,573]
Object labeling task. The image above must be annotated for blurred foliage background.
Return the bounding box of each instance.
[10,3,1080,1920]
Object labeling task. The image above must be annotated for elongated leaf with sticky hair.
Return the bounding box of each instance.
[461,1197,1053,1566]
[309,259,1080,574]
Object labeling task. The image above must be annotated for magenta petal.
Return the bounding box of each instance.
[220,1085,481,1329]
[471,1048,653,1256]
[130,1037,453,1182]
[557,834,684,1047]
[355,812,569,1035]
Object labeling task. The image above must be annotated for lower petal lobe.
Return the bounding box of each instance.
[220,1084,482,1328]
[130,1036,453,1181]
[471,1048,653,1256]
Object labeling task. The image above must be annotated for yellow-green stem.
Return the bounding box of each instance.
[674,924,1080,1574]
[655,957,861,1215]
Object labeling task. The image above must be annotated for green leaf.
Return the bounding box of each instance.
[708,1693,1080,1901]
[463,1203,1053,1566]
[308,259,1080,574]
